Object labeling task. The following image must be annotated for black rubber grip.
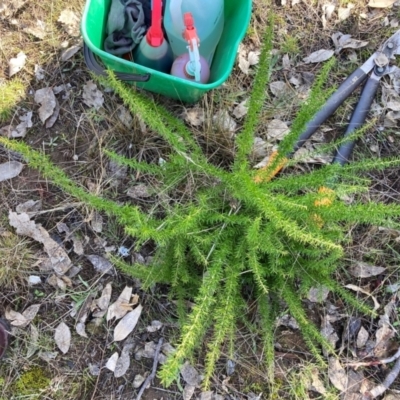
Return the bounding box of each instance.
[332,72,381,165]
[83,43,151,82]
[293,67,368,153]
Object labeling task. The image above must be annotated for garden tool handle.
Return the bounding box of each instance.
[332,70,381,165]
[292,67,369,154]
[83,43,151,82]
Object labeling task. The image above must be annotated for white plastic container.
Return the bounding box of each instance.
[164,0,224,66]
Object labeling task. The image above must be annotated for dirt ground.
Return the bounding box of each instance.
[1,0,400,399]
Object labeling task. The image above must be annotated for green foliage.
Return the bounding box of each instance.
[12,367,51,399]
[2,14,400,391]
[0,79,25,123]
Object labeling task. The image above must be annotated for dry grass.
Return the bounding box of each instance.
[0,229,36,290]
[1,0,400,398]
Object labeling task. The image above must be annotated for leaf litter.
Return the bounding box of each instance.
[54,322,71,354]
[8,52,26,77]
[9,211,72,275]
[5,304,40,328]
[113,303,143,341]
[0,161,24,182]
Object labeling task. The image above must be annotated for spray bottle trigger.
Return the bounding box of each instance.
[182,12,201,82]
[186,39,201,81]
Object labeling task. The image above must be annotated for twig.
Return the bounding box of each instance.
[136,337,164,400]
[362,355,400,399]
[346,347,400,368]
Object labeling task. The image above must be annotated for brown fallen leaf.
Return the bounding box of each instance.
[368,0,396,7]
[113,304,143,341]
[5,304,40,328]
[345,284,380,310]
[105,352,119,372]
[54,322,71,354]
[0,161,24,182]
[350,262,386,278]
[328,357,348,391]
[107,286,133,321]
[9,211,72,275]
[92,283,112,318]
[356,326,369,348]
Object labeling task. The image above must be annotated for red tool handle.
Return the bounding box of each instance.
[147,0,164,47]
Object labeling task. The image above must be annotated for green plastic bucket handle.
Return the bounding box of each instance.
[83,43,151,82]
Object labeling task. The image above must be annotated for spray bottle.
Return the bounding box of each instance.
[133,0,173,73]
[164,0,224,66]
[170,13,210,83]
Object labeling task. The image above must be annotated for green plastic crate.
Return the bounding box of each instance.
[81,0,252,103]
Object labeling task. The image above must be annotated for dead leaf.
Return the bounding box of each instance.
[276,314,299,329]
[374,324,395,358]
[368,0,396,7]
[113,304,143,341]
[322,3,336,29]
[9,212,72,275]
[309,368,327,394]
[308,286,330,302]
[45,98,60,129]
[199,391,214,400]
[133,374,146,388]
[3,111,33,138]
[252,137,271,159]
[238,55,250,74]
[267,119,290,140]
[303,49,334,64]
[61,44,82,61]
[356,326,369,348]
[35,65,45,81]
[183,384,196,400]
[332,32,368,54]
[328,357,348,391]
[237,47,260,74]
[127,184,151,199]
[23,20,47,39]
[82,81,104,110]
[338,4,354,21]
[114,343,134,377]
[321,316,339,355]
[9,52,26,77]
[20,206,39,227]
[107,286,133,321]
[180,361,201,386]
[92,283,112,318]
[34,88,58,125]
[86,254,113,275]
[0,161,24,182]
[349,262,386,278]
[146,320,163,333]
[232,100,249,119]
[345,284,380,310]
[269,81,291,97]
[117,106,133,128]
[282,54,291,69]
[90,211,103,233]
[54,322,71,354]
[213,110,237,133]
[58,9,80,36]
[26,324,39,358]
[5,304,40,328]
[183,107,205,126]
[248,51,260,66]
[106,352,119,372]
